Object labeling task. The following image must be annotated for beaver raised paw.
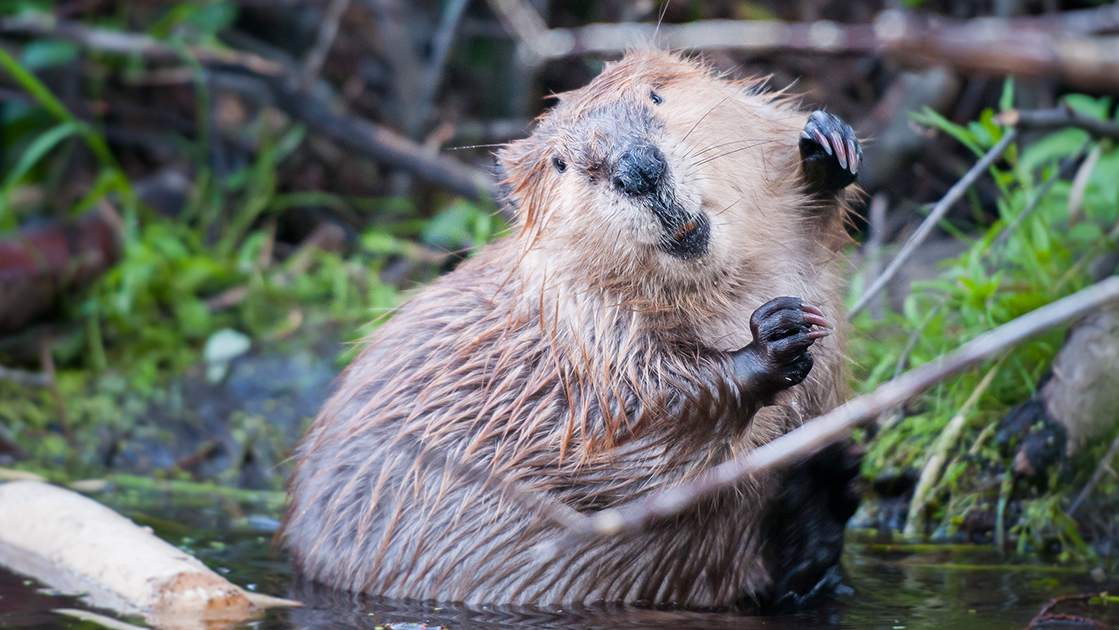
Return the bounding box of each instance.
[732,297,833,405]
[799,110,862,194]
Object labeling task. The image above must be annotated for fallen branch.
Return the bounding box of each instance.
[997,105,1119,141]
[849,129,1017,319]
[0,14,284,75]
[487,1,1119,91]
[298,0,353,92]
[269,83,497,201]
[552,275,1119,545]
[1,17,498,202]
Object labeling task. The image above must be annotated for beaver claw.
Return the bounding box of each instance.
[799,111,861,194]
[732,297,832,402]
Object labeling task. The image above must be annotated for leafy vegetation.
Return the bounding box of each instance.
[851,83,1119,561]
[0,5,505,481]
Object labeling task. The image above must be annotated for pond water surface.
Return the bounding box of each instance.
[0,487,1113,630]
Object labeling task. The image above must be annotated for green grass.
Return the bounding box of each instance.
[851,84,1119,560]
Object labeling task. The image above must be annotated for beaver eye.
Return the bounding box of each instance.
[650,91,663,105]
[552,156,567,173]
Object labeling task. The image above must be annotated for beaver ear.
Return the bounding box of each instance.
[493,159,519,213]
[495,138,543,215]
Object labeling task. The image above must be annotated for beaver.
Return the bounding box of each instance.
[285,50,862,610]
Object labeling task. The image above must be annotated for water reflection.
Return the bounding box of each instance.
[0,493,1114,630]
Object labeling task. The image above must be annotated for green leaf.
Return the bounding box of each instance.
[911,107,982,156]
[20,40,79,70]
[174,300,212,339]
[1063,94,1112,120]
[998,77,1015,113]
[1067,222,1105,245]
[1029,217,1050,257]
[0,120,81,218]
[1018,129,1088,177]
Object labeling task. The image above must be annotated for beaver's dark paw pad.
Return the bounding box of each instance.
[749,296,833,388]
[799,110,861,194]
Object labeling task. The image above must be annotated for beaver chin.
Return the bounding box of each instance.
[649,199,710,260]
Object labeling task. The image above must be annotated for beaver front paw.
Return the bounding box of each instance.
[733,297,832,401]
[799,111,861,194]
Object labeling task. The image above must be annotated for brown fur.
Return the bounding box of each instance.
[284,50,854,607]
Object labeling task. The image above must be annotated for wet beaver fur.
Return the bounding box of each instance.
[285,50,862,610]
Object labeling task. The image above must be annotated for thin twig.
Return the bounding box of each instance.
[0,15,284,75]
[988,141,1090,255]
[849,129,1017,319]
[997,105,1119,141]
[549,276,1119,546]
[1068,434,1119,518]
[39,336,74,449]
[418,0,471,118]
[877,296,947,433]
[298,0,353,92]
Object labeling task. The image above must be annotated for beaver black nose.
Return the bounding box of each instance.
[611,144,666,196]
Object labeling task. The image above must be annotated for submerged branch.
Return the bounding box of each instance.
[551,276,1119,545]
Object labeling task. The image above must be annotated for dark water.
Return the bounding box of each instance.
[1,488,1114,630]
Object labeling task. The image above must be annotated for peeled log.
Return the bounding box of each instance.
[0,481,298,629]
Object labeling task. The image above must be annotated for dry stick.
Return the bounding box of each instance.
[903,355,1006,536]
[988,144,1085,254]
[419,0,471,112]
[0,15,283,75]
[997,105,1119,141]
[849,129,1018,319]
[298,0,353,92]
[38,336,75,449]
[271,86,496,201]
[1067,434,1119,518]
[553,275,1119,545]
[487,2,1119,90]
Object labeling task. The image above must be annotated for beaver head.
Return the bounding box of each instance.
[497,51,831,315]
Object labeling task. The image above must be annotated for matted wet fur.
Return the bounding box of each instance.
[285,50,859,609]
